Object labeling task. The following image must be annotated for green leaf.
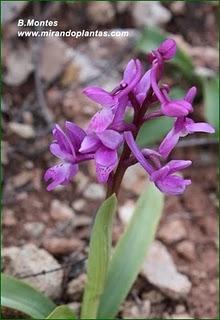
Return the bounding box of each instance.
[203,76,219,135]
[46,305,77,319]
[98,183,164,319]
[137,116,173,147]
[1,273,56,319]
[136,26,195,79]
[80,194,117,319]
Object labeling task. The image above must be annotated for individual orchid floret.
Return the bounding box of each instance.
[80,129,123,183]
[159,116,215,158]
[124,131,192,195]
[44,122,89,191]
[150,65,193,117]
[150,160,192,195]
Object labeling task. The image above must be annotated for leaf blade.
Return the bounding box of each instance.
[1,273,56,319]
[46,305,77,319]
[203,75,219,135]
[80,194,117,319]
[98,183,164,318]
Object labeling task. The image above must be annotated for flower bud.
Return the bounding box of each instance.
[158,39,177,60]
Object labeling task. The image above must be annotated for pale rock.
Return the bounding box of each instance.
[3,244,63,299]
[141,241,192,299]
[67,273,87,300]
[74,215,92,228]
[175,304,186,314]
[3,209,16,227]
[50,199,75,221]
[75,172,89,193]
[71,50,101,83]
[132,1,171,27]
[24,222,45,238]
[170,2,185,15]
[4,43,33,85]
[142,290,165,304]
[122,164,146,194]
[39,38,73,82]
[12,171,34,188]
[176,240,196,261]
[72,199,86,211]
[122,300,151,319]
[9,122,35,139]
[87,1,114,25]
[43,237,84,255]
[158,220,187,244]
[118,201,135,225]
[83,183,105,200]
[2,1,27,23]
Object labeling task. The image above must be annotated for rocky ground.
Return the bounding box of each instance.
[2,1,218,319]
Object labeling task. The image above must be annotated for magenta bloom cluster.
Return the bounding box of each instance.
[45,39,214,195]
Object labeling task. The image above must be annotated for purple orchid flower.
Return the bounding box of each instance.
[150,160,192,195]
[150,65,193,117]
[159,116,215,158]
[83,59,142,131]
[124,131,192,195]
[44,122,90,191]
[80,129,123,183]
[159,86,215,158]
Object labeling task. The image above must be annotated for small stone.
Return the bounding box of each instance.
[83,183,105,200]
[43,237,84,255]
[122,164,146,194]
[87,1,114,25]
[175,304,186,314]
[24,222,45,238]
[72,199,86,211]
[50,200,75,221]
[3,244,63,299]
[132,2,171,28]
[176,240,196,261]
[9,122,35,139]
[122,300,151,319]
[118,201,135,225]
[74,215,91,228]
[75,172,89,193]
[67,274,87,300]
[158,220,187,244]
[12,171,34,188]
[170,2,185,15]
[3,209,16,227]
[141,241,192,299]
[142,290,165,304]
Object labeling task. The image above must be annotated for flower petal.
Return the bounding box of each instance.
[184,86,197,103]
[65,121,86,149]
[83,86,115,107]
[185,122,215,134]
[88,108,114,133]
[155,175,191,195]
[135,70,151,104]
[123,59,137,84]
[162,100,193,117]
[79,134,101,153]
[159,128,180,158]
[44,162,78,191]
[97,130,123,150]
[50,143,75,162]
[52,124,72,154]
[95,147,118,183]
[167,160,192,174]
[124,131,154,174]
